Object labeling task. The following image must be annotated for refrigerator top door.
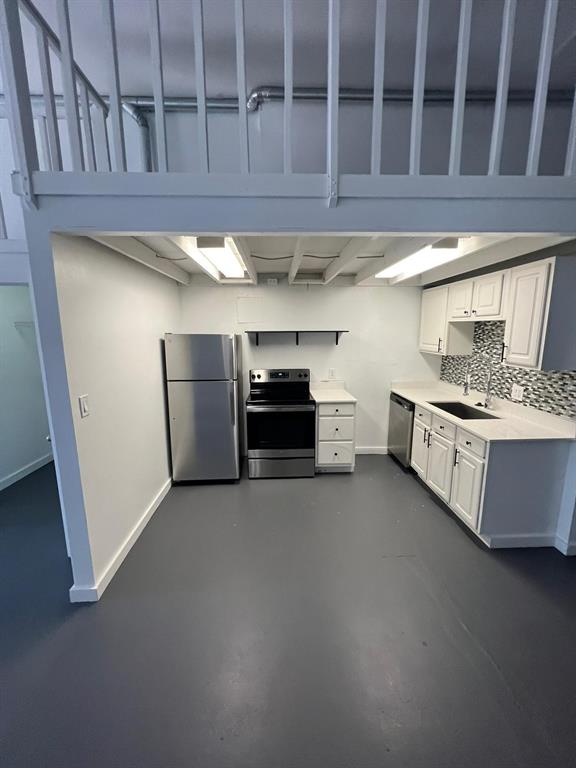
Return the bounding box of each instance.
[165,333,237,381]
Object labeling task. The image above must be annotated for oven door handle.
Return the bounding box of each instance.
[246,404,316,413]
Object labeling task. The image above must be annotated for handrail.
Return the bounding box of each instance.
[0,193,7,239]
[0,0,574,206]
[19,0,108,115]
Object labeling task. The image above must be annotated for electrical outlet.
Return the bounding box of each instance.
[328,368,336,379]
[511,383,524,401]
[79,395,90,418]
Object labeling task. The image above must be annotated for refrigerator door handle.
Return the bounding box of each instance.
[230,385,236,427]
[231,335,238,380]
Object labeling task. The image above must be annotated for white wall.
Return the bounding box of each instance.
[178,280,440,451]
[52,235,180,587]
[0,285,52,490]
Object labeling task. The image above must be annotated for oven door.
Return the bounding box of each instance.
[246,403,316,457]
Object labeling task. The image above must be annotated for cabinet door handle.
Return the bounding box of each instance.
[437,338,442,352]
[500,342,507,363]
[472,309,477,315]
[464,310,469,315]
[465,440,472,446]
[453,448,459,466]
[423,427,428,443]
[427,431,432,447]
[439,425,444,430]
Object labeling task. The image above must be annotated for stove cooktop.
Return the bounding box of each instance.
[246,393,316,406]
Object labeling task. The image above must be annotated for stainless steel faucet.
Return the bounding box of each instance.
[462,361,471,396]
[484,359,494,409]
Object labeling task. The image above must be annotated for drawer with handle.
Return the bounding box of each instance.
[318,417,355,442]
[317,441,354,465]
[414,407,432,426]
[456,428,486,459]
[432,415,456,441]
[318,403,355,417]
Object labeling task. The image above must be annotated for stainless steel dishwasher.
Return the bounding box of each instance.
[388,392,415,467]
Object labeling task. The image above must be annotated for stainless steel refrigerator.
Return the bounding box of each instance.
[164,334,240,482]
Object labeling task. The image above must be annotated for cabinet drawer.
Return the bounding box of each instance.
[318,417,354,441]
[457,428,486,459]
[318,403,355,417]
[414,406,432,426]
[432,415,456,441]
[317,441,354,465]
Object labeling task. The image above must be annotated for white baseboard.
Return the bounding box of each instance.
[0,453,53,492]
[481,533,556,549]
[69,478,172,603]
[554,536,576,556]
[356,446,388,455]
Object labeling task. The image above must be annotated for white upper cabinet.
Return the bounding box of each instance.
[471,272,505,319]
[419,253,575,371]
[419,286,448,354]
[448,281,474,319]
[447,272,505,321]
[503,262,550,368]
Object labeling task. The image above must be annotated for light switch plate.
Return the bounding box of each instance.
[511,383,524,401]
[328,368,336,379]
[79,395,90,418]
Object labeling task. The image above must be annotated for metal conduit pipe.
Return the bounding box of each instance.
[245,86,576,112]
[121,102,152,172]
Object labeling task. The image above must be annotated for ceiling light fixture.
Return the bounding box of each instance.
[375,239,462,281]
[194,236,246,279]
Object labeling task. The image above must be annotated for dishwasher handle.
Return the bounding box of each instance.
[390,392,415,412]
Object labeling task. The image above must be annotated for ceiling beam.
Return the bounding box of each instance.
[232,236,258,284]
[420,235,571,284]
[166,236,220,282]
[354,237,440,285]
[288,237,305,284]
[323,236,377,284]
[89,235,190,284]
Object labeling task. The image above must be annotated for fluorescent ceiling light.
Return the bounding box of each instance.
[195,236,246,278]
[375,240,462,281]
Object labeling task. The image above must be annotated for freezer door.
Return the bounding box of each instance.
[165,334,237,381]
[168,380,240,481]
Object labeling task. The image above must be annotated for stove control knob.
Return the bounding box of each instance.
[251,374,255,380]
[257,374,261,379]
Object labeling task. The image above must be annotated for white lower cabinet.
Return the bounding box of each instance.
[316,398,356,473]
[410,418,429,477]
[410,409,486,532]
[426,432,454,502]
[450,447,484,528]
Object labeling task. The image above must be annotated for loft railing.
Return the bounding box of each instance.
[0,0,575,207]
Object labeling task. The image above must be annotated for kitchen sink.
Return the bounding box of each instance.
[427,401,500,420]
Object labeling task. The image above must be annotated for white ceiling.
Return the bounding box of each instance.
[132,233,572,286]
[10,0,576,97]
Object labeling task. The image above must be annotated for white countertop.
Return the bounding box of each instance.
[391,381,575,443]
[311,386,357,404]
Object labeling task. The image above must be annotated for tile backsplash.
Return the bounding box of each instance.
[440,322,576,419]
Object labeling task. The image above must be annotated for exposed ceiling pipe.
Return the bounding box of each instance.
[2,86,574,120]
[245,86,576,112]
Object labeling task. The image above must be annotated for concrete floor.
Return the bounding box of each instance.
[2,457,576,767]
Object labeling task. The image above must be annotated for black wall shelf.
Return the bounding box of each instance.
[245,330,349,346]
